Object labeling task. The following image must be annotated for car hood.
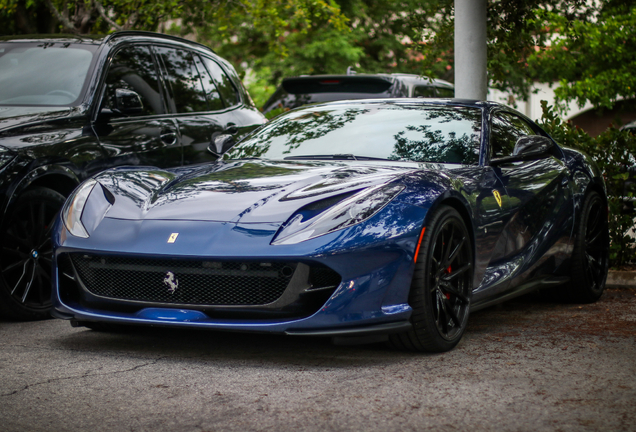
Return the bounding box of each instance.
[95,160,422,224]
[0,106,79,133]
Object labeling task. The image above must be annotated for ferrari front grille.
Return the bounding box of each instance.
[69,254,341,307]
[71,254,296,306]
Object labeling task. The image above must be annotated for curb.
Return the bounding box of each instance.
[606,270,636,288]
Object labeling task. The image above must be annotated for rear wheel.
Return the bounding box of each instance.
[390,206,473,352]
[559,191,609,303]
[0,187,66,320]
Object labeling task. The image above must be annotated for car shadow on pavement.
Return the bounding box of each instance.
[38,287,636,365]
[50,321,416,367]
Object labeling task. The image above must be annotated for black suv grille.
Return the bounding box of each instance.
[71,254,298,306]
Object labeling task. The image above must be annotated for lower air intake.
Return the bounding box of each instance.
[70,254,298,306]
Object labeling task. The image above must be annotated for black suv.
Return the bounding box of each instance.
[262,73,454,115]
[0,31,266,320]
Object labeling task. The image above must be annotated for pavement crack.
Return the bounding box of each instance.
[1,356,167,397]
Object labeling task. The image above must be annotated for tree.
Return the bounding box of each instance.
[0,0,179,34]
[527,1,636,111]
[417,0,636,112]
[0,0,346,45]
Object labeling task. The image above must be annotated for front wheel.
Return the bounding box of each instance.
[390,206,473,352]
[0,187,67,320]
[559,191,609,303]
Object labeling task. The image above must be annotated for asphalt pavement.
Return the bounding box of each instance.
[1,287,635,432]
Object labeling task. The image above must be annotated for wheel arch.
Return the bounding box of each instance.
[584,178,608,206]
[424,194,477,269]
[4,165,80,215]
[575,175,608,228]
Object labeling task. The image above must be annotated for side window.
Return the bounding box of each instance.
[154,47,208,113]
[490,112,535,159]
[194,55,224,111]
[105,45,164,116]
[200,57,239,107]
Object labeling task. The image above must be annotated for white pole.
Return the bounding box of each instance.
[454,0,487,100]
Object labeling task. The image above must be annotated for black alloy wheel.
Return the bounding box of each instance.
[0,187,66,320]
[390,205,473,352]
[559,191,609,303]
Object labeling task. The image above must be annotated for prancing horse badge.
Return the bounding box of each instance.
[493,190,502,208]
[167,233,179,243]
[163,271,179,294]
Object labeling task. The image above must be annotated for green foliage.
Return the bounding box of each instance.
[191,0,448,91]
[537,100,636,266]
[416,0,636,112]
[527,3,636,111]
[0,0,183,34]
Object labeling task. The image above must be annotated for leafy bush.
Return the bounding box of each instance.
[537,101,636,267]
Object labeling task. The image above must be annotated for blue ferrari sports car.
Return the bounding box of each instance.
[51,99,609,352]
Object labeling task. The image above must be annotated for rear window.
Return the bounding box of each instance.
[283,77,392,95]
[262,77,397,114]
[413,85,455,98]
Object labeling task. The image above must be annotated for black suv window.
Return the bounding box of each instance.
[194,55,224,111]
[490,112,535,159]
[154,47,208,113]
[104,45,164,116]
[200,57,239,107]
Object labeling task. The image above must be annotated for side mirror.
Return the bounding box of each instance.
[207,134,236,156]
[491,135,554,166]
[113,89,143,116]
[513,135,554,157]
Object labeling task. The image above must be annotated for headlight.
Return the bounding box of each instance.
[62,179,114,238]
[272,183,405,245]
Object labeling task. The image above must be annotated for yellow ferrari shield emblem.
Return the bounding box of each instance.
[167,233,179,243]
[493,190,502,208]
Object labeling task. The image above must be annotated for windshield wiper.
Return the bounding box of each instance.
[283,154,392,161]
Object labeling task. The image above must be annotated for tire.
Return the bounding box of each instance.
[389,206,473,352]
[0,187,67,320]
[559,191,609,303]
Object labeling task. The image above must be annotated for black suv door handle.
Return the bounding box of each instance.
[160,129,177,144]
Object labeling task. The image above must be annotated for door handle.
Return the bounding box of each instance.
[160,129,177,145]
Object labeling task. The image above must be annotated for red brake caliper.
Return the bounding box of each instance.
[444,265,452,299]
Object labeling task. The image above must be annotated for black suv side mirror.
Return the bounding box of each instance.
[113,89,143,116]
[207,134,236,156]
[491,135,554,166]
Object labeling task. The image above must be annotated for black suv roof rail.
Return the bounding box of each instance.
[103,31,215,53]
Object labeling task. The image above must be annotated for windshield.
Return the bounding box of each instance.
[0,42,98,106]
[226,102,482,164]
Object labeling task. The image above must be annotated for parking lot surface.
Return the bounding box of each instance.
[1,287,635,432]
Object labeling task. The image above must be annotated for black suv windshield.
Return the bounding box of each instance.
[226,102,482,165]
[0,42,98,106]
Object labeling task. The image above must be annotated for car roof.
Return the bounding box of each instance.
[621,120,636,130]
[0,31,214,53]
[281,73,453,89]
[286,97,492,110]
[0,33,105,44]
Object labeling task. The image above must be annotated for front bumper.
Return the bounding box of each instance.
[52,204,426,336]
